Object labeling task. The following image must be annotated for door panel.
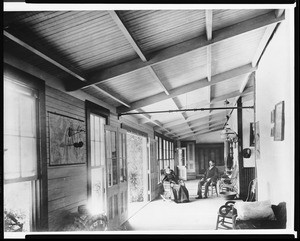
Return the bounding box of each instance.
[149,138,157,201]
[118,129,128,224]
[104,125,128,228]
[186,142,196,179]
[177,147,187,180]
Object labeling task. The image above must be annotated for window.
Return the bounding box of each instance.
[119,132,127,182]
[86,100,110,214]
[89,114,106,213]
[4,78,41,232]
[106,130,118,186]
[154,133,175,181]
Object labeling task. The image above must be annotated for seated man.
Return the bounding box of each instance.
[196,160,219,199]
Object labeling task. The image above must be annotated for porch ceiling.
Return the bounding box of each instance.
[3,8,285,140]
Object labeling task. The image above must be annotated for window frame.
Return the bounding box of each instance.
[154,132,175,181]
[85,100,110,200]
[3,63,48,232]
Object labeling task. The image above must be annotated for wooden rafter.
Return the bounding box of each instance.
[157,111,227,130]
[70,11,284,91]
[205,10,213,82]
[211,86,254,103]
[147,66,170,95]
[4,30,131,108]
[275,9,285,18]
[4,30,86,82]
[135,108,178,138]
[174,120,224,135]
[92,85,130,108]
[117,64,257,113]
[108,10,147,62]
[144,86,253,127]
[252,24,277,67]
[178,125,224,140]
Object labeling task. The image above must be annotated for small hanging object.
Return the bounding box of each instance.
[242,148,251,158]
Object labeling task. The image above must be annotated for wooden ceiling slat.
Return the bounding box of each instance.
[39,18,116,44]
[121,10,205,30]
[117,63,256,113]
[77,11,283,92]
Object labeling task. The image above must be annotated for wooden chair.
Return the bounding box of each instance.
[216,201,237,230]
[215,179,257,230]
[202,181,218,197]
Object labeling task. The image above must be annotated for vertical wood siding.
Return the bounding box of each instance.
[45,85,87,231]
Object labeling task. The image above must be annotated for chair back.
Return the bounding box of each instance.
[216,166,225,178]
[245,178,257,201]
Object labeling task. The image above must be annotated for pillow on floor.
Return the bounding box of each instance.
[234,200,276,221]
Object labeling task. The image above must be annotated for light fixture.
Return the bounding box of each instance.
[220,124,238,144]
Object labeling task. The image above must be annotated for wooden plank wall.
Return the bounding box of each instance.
[44,86,162,230]
[240,167,256,201]
[45,85,88,231]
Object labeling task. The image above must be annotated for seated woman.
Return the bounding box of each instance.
[161,166,179,183]
[161,167,189,203]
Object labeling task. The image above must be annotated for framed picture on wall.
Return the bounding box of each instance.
[274,101,285,141]
[48,112,86,166]
[250,122,255,146]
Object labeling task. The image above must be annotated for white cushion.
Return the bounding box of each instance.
[234,200,276,221]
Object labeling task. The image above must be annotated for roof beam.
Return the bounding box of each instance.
[205,10,213,41]
[178,123,224,137]
[108,10,147,62]
[178,126,224,140]
[157,110,226,130]
[4,30,87,82]
[145,86,253,127]
[71,11,284,91]
[117,63,257,113]
[275,9,285,18]
[173,117,225,133]
[205,10,213,82]
[4,30,131,108]
[174,120,224,135]
[211,86,254,103]
[135,108,178,138]
[171,97,194,134]
[92,85,131,107]
[147,66,170,95]
[252,24,277,67]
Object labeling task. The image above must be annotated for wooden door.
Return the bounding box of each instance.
[177,147,187,180]
[105,125,128,228]
[118,129,128,225]
[186,142,196,180]
[88,113,107,215]
[195,143,224,176]
[148,138,157,201]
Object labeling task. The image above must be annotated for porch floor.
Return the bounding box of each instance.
[121,179,235,231]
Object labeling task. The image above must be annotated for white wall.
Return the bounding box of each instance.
[255,9,294,230]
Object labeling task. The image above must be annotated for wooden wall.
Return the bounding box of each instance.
[45,86,159,230]
[45,85,88,231]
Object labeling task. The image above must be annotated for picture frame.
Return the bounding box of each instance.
[48,112,86,166]
[274,101,285,141]
[271,109,275,123]
[250,122,255,147]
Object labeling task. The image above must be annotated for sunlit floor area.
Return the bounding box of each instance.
[122,179,231,231]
